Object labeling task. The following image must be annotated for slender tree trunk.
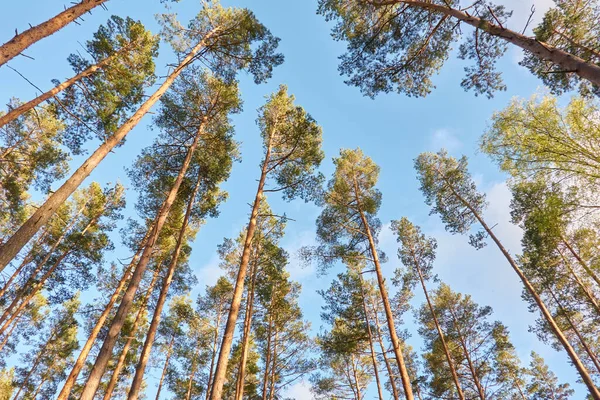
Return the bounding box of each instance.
[350,353,362,400]
[205,309,222,400]
[0,313,20,353]
[29,377,47,400]
[268,330,278,400]
[11,328,57,400]
[0,49,127,128]
[235,251,259,400]
[0,0,108,66]
[353,178,414,400]
[367,0,600,87]
[261,299,274,400]
[561,238,600,288]
[102,267,161,400]
[412,257,465,400]
[549,289,600,374]
[446,304,486,400]
[558,248,600,315]
[0,250,69,337]
[438,169,600,399]
[0,29,219,272]
[128,171,204,400]
[155,335,175,400]
[370,294,400,400]
[56,243,145,400]
[209,137,273,400]
[80,117,208,400]
[185,340,204,400]
[357,276,384,400]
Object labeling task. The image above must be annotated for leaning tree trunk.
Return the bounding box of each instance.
[370,295,400,400]
[102,267,161,400]
[80,118,208,400]
[369,0,600,87]
[209,137,273,400]
[411,253,465,400]
[56,239,148,400]
[0,29,219,272]
[557,248,600,316]
[561,237,600,289]
[353,177,414,400]
[0,0,108,66]
[0,48,125,128]
[155,335,175,400]
[127,171,204,400]
[438,169,600,400]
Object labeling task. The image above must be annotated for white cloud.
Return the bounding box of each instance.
[283,380,313,400]
[429,128,462,152]
[195,253,222,288]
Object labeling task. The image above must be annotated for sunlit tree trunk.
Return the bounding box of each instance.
[154,335,174,400]
[358,277,384,400]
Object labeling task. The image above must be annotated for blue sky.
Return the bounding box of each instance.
[0,0,585,398]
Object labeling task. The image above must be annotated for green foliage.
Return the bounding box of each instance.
[520,0,600,96]
[526,351,574,399]
[55,16,159,149]
[482,94,600,185]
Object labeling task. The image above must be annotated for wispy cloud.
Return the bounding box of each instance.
[429,128,462,152]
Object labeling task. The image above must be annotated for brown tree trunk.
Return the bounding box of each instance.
[185,340,204,400]
[0,29,218,272]
[205,307,222,400]
[561,238,600,289]
[155,335,175,400]
[102,267,161,400]
[235,250,259,400]
[56,243,145,400]
[0,313,20,353]
[350,353,362,400]
[0,0,108,66]
[549,289,600,375]
[558,248,600,315]
[446,304,486,400]
[268,329,278,400]
[353,177,414,400]
[80,117,208,400]
[411,254,465,400]
[209,137,273,400]
[261,296,274,400]
[437,168,600,399]
[0,49,123,129]
[367,0,600,87]
[128,170,204,400]
[357,276,384,400]
[370,295,400,400]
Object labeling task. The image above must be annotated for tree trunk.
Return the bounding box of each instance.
[80,117,208,400]
[261,296,274,400]
[0,313,20,353]
[185,340,204,400]
[368,0,600,87]
[0,0,108,66]
[357,276,384,400]
[350,353,362,400]
[102,267,161,400]
[370,294,400,400]
[412,256,465,400]
[437,168,600,399]
[205,307,222,400]
[128,170,204,400]
[155,335,175,400]
[561,238,600,289]
[268,329,278,400]
[0,29,219,272]
[549,289,600,375]
[0,49,123,128]
[446,303,486,400]
[353,177,414,400]
[558,248,600,316]
[209,137,273,400]
[235,250,259,400]
[56,243,145,400]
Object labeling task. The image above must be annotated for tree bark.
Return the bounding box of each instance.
[155,335,175,400]
[0,29,218,272]
[561,237,600,289]
[261,293,274,400]
[436,167,600,399]
[209,135,273,400]
[357,276,384,400]
[56,243,145,400]
[205,304,222,400]
[80,118,207,400]
[235,249,259,400]
[0,0,108,67]
[558,248,600,316]
[353,177,414,400]
[410,250,465,400]
[102,267,161,400]
[367,0,600,87]
[127,170,204,400]
[0,49,123,128]
[370,295,400,400]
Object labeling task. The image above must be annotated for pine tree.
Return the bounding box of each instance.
[318,0,600,98]
[415,150,600,399]
[526,351,574,400]
[310,148,414,399]
[209,85,323,400]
